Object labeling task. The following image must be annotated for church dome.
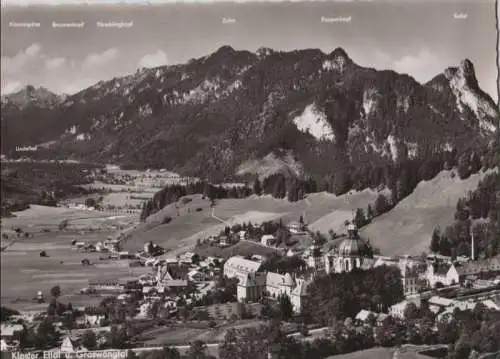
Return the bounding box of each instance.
[338,237,367,256]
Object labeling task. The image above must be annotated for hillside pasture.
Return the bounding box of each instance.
[125,190,388,255]
[125,169,483,259]
[360,169,494,256]
[194,240,281,260]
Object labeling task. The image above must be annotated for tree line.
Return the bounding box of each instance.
[430,171,500,259]
[140,141,498,224]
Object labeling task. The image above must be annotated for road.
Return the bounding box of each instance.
[211,208,230,226]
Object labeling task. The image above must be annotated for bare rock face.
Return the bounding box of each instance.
[444,59,499,134]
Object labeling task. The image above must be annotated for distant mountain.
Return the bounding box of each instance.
[1,47,498,182]
[1,85,65,110]
[1,86,66,153]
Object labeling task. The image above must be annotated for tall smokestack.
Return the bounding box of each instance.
[471,227,475,261]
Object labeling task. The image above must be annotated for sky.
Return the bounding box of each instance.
[1,0,498,103]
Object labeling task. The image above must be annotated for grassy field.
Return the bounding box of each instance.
[2,205,138,233]
[123,190,385,255]
[327,347,433,359]
[360,169,494,256]
[194,240,281,260]
[1,206,148,310]
[139,320,267,345]
[1,233,150,310]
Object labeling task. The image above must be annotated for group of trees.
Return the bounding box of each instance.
[131,340,214,359]
[218,300,500,359]
[140,140,497,226]
[1,162,102,217]
[260,253,307,274]
[0,306,19,322]
[140,181,253,220]
[430,171,500,259]
[303,266,404,325]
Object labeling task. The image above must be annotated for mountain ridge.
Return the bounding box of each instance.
[1,46,498,184]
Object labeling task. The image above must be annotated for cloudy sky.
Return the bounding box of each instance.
[1,0,498,102]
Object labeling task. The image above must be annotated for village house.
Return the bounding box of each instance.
[0,324,23,351]
[456,256,500,277]
[355,310,389,326]
[426,262,460,288]
[287,221,305,234]
[261,234,276,247]
[60,335,87,354]
[84,307,107,327]
[389,296,422,320]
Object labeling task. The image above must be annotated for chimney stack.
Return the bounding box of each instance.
[471,228,475,261]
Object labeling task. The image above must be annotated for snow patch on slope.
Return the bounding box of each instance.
[293,104,335,141]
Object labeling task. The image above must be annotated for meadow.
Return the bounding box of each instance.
[361,169,493,256]
[1,206,146,310]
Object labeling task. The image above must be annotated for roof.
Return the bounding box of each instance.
[428,296,454,307]
[261,234,275,241]
[391,300,409,311]
[224,256,262,274]
[0,324,23,337]
[163,279,188,287]
[457,256,500,275]
[266,272,286,289]
[284,273,295,286]
[432,262,453,276]
[338,237,368,257]
[481,299,500,310]
[291,277,312,296]
[360,258,376,270]
[84,307,107,315]
[355,309,375,321]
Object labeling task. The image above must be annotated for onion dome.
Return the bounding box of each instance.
[338,237,367,256]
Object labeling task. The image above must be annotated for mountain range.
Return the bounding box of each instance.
[1,46,499,182]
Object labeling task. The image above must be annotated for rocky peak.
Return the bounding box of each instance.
[326,47,354,74]
[215,45,236,56]
[443,59,499,133]
[1,85,63,109]
[256,47,274,58]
